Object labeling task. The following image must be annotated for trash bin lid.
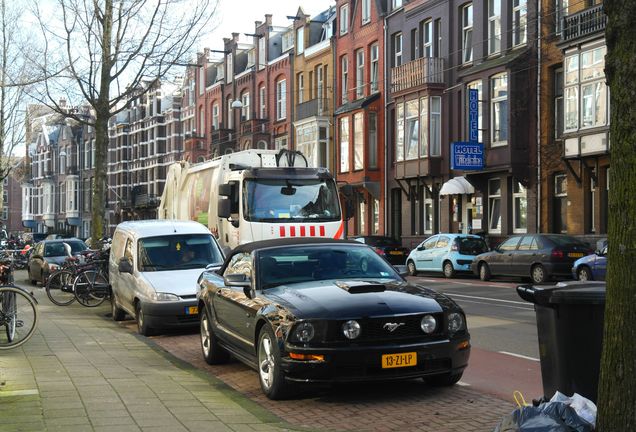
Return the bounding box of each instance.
[517,281,606,306]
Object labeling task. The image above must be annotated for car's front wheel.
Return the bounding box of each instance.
[135,302,155,336]
[200,307,229,365]
[258,326,291,400]
[577,266,593,281]
[531,264,548,284]
[443,261,455,278]
[425,372,463,387]
[407,260,418,276]
[479,262,491,281]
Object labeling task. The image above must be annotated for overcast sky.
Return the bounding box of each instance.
[203,0,334,51]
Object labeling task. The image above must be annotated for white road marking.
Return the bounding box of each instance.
[444,292,531,306]
[0,389,39,397]
[457,381,470,386]
[454,298,534,311]
[499,351,540,362]
[451,281,514,289]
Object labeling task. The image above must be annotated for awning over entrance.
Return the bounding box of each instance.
[439,176,475,195]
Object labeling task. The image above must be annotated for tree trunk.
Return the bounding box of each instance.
[597,1,636,430]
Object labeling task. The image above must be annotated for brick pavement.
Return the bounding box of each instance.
[1,272,517,432]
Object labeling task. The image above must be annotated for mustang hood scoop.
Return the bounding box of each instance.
[334,281,387,294]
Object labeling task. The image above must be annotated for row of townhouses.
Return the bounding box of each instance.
[20,0,608,249]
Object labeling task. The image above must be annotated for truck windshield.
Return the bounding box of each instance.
[137,234,224,272]
[244,178,341,222]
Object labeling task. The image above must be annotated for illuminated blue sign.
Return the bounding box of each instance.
[468,89,479,143]
[451,142,484,170]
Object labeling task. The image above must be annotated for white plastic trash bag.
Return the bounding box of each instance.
[549,391,597,428]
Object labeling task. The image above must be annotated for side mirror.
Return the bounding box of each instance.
[224,273,251,288]
[218,198,231,218]
[417,246,424,251]
[600,247,608,256]
[118,257,133,274]
[218,183,231,197]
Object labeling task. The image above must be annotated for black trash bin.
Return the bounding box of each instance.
[517,281,605,403]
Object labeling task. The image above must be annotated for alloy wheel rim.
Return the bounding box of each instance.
[259,334,274,390]
[138,308,144,328]
[408,262,415,274]
[201,314,210,357]
[444,264,452,277]
[579,270,588,281]
[480,265,487,278]
[533,267,544,282]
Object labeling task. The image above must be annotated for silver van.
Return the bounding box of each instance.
[109,220,224,335]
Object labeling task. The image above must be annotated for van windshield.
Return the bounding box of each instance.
[137,234,223,272]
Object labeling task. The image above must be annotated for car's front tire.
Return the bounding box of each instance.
[200,307,229,365]
[577,266,593,281]
[443,261,455,278]
[257,326,291,400]
[479,262,491,281]
[407,260,418,276]
[135,302,155,336]
[425,372,463,386]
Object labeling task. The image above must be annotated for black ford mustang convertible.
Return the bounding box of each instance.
[197,238,470,399]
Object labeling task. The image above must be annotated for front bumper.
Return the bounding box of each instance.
[281,337,470,383]
[140,299,199,329]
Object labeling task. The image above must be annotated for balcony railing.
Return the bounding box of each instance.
[562,5,606,42]
[296,98,330,121]
[240,118,268,135]
[391,57,445,93]
[133,193,160,209]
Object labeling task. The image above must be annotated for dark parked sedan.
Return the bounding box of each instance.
[350,235,410,265]
[197,238,470,399]
[471,234,593,284]
[27,238,88,285]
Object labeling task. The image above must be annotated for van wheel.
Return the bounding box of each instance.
[111,295,126,321]
[443,261,455,278]
[136,302,155,336]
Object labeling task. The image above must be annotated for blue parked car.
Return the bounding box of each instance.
[407,234,489,278]
[572,244,607,281]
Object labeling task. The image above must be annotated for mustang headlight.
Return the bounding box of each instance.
[342,320,361,340]
[420,315,437,334]
[153,292,180,301]
[447,312,466,334]
[293,322,315,343]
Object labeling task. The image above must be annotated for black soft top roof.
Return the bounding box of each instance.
[230,237,361,255]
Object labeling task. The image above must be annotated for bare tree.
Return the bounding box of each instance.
[596,1,636,430]
[32,0,217,242]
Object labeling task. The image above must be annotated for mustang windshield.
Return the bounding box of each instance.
[243,178,341,222]
[137,234,224,272]
[257,245,402,289]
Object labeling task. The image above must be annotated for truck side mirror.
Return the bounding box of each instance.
[218,184,231,197]
[218,198,231,218]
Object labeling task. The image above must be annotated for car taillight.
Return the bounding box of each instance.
[551,249,564,259]
[375,248,385,255]
[451,242,458,252]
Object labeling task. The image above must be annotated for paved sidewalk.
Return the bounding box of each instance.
[0,284,301,432]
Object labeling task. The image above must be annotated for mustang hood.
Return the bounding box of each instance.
[141,269,204,296]
[265,280,445,319]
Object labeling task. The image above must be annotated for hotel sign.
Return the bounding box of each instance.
[451,142,484,170]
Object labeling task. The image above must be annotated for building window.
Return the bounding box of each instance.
[435,19,442,58]
[339,4,349,35]
[555,0,569,34]
[227,96,233,129]
[405,100,419,160]
[424,190,433,233]
[358,198,366,235]
[199,67,205,95]
[199,109,205,135]
[395,103,404,161]
[259,86,266,118]
[258,38,265,70]
[488,178,501,233]
[467,80,483,143]
[296,123,318,167]
[227,53,233,83]
[316,65,324,103]
[341,55,349,104]
[491,73,508,146]
[589,172,596,233]
[513,0,527,46]
[373,199,380,234]
[419,97,429,157]
[340,118,349,173]
[354,113,364,170]
[281,31,294,52]
[554,68,564,139]
[392,0,403,10]
[356,49,364,99]
[488,0,501,55]
[393,32,403,67]
[430,96,441,156]
[241,92,250,121]
[362,0,371,24]
[422,20,432,57]
[296,27,304,55]
[462,4,473,64]
[411,28,419,59]
[212,103,219,129]
[297,73,304,104]
[554,174,568,233]
[513,181,527,233]
[274,136,288,150]
[368,112,377,168]
[564,46,608,132]
[370,44,379,92]
[276,79,286,120]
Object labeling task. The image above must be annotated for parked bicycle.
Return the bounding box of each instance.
[46,248,110,307]
[0,255,39,350]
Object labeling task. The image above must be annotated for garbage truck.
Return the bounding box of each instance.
[159,149,345,250]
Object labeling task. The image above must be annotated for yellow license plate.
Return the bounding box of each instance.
[381,352,417,369]
[569,252,584,258]
[389,251,403,255]
[185,306,198,315]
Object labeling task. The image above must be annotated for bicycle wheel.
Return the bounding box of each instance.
[46,270,76,306]
[74,270,109,307]
[0,286,39,350]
